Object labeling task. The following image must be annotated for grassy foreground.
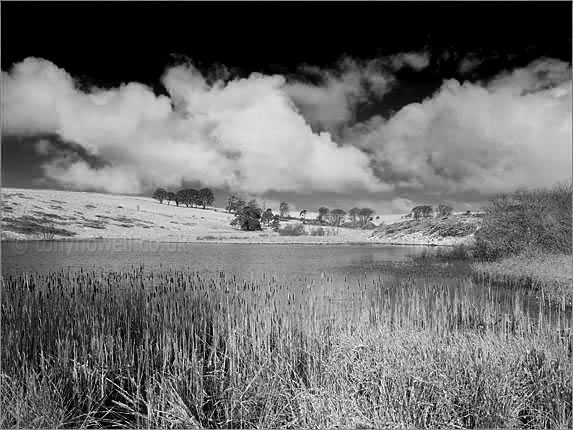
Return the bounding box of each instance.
[2,269,571,429]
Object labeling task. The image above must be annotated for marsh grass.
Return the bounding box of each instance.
[1,269,572,429]
[473,252,573,306]
[415,244,472,262]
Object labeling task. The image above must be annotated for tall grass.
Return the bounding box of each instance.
[1,269,572,428]
[473,252,573,306]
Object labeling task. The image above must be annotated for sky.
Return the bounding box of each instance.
[2,2,572,215]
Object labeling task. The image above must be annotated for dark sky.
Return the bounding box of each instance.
[2,1,572,213]
[3,2,570,89]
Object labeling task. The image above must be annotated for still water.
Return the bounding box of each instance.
[1,240,434,279]
[2,240,570,329]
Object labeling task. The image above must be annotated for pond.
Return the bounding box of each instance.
[1,240,434,278]
[1,240,570,330]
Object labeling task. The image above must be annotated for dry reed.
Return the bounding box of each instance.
[1,268,571,428]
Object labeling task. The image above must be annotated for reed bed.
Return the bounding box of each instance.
[472,252,573,307]
[1,268,572,429]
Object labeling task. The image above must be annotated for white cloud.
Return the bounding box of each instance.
[390,51,431,71]
[284,58,393,132]
[486,58,572,95]
[2,57,391,195]
[2,56,570,204]
[347,59,572,195]
[458,54,483,75]
[387,197,416,214]
[1,58,75,135]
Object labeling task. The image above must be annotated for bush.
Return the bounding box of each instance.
[310,227,326,236]
[437,244,472,260]
[474,181,572,261]
[40,224,57,240]
[230,206,262,231]
[278,224,306,236]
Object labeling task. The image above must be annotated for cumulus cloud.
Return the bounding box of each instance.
[283,52,430,134]
[1,59,75,135]
[2,57,390,195]
[386,197,417,214]
[390,51,431,71]
[345,58,572,195]
[2,56,571,204]
[284,58,393,133]
[486,58,572,95]
[458,54,483,75]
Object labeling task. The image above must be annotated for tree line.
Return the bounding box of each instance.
[154,189,378,230]
[310,207,375,227]
[152,188,214,209]
[227,198,377,231]
[404,204,454,220]
[152,187,458,229]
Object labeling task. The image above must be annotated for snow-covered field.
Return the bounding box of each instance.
[1,188,398,244]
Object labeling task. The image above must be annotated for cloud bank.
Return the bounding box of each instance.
[345,58,572,195]
[2,58,390,194]
[2,56,571,202]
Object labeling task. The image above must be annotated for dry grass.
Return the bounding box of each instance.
[1,188,375,244]
[472,252,573,306]
[1,269,572,429]
[369,215,480,246]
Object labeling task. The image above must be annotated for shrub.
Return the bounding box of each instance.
[278,224,306,236]
[197,235,217,240]
[310,227,326,236]
[230,206,262,231]
[474,181,572,261]
[39,224,56,240]
[271,215,281,232]
[437,244,472,260]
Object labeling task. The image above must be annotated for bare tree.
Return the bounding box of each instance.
[317,207,330,223]
[411,205,433,220]
[261,208,274,226]
[152,188,167,204]
[280,202,290,219]
[330,209,346,227]
[198,188,215,209]
[358,208,374,226]
[166,191,175,205]
[349,207,359,226]
[437,204,454,217]
[248,199,259,210]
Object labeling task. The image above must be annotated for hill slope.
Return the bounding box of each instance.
[368,214,482,246]
[1,188,374,244]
